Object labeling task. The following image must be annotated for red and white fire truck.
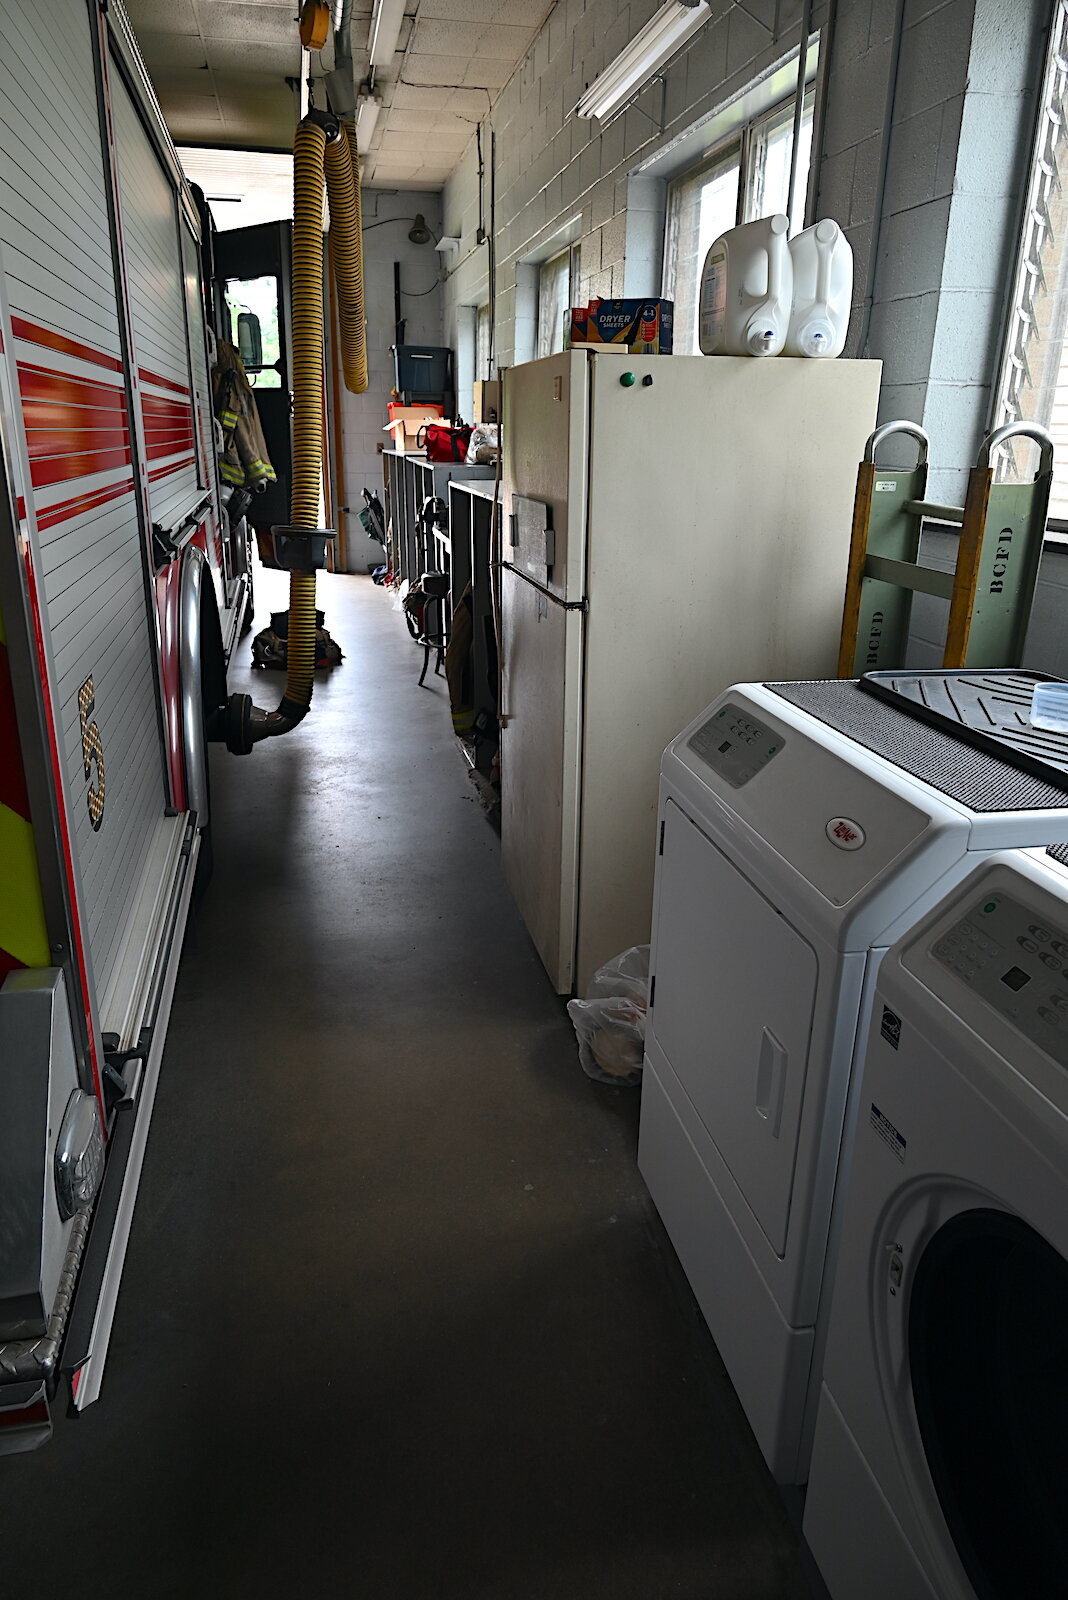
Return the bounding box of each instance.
[0,0,254,1448]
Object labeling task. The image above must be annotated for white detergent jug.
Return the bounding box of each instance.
[784,218,852,358]
[698,214,792,356]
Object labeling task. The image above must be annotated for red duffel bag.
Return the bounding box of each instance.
[418,422,472,463]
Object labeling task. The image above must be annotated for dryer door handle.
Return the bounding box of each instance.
[756,1027,787,1138]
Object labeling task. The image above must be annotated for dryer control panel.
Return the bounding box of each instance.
[668,686,935,918]
[687,703,785,788]
[933,892,1068,1066]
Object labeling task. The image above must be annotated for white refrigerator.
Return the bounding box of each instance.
[500,349,882,995]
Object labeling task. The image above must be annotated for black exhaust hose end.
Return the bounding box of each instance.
[305,107,341,142]
[223,693,254,755]
[226,694,304,751]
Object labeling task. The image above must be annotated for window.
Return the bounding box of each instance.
[664,87,814,356]
[744,93,814,225]
[992,0,1068,516]
[537,244,580,358]
[224,274,282,388]
[476,301,492,380]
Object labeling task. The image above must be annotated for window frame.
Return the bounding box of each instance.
[662,78,816,357]
[990,0,1068,523]
[741,85,815,231]
[536,243,580,359]
[476,301,492,382]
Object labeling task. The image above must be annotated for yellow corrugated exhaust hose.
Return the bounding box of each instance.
[324,120,368,394]
[274,112,329,727]
[233,105,365,747]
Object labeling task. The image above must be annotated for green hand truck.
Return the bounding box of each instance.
[838,420,1054,678]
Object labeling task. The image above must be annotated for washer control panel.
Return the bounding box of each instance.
[933,891,1068,1066]
[687,703,785,788]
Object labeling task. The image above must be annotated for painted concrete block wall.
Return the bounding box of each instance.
[811,0,1047,502]
[440,0,820,387]
[337,0,1063,658]
[424,0,1068,664]
[338,191,444,570]
[436,0,1050,436]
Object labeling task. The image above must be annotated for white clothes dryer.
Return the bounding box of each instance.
[802,848,1068,1600]
[638,673,1068,1484]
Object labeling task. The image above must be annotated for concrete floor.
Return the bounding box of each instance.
[3,568,818,1599]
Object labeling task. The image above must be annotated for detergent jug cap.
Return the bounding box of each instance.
[799,320,834,357]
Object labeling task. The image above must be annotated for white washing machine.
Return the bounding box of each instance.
[802,848,1068,1599]
[638,674,1068,1484]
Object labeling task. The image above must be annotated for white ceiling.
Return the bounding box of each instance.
[177,148,297,230]
[124,0,554,189]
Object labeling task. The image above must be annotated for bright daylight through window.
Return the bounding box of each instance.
[664,87,814,356]
[476,302,492,380]
[537,244,580,357]
[994,0,1068,518]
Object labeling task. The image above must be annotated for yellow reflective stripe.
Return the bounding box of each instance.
[0,801,49,968]
[219,461,245,483]
[220,409,239,429]
[245,460,276,482]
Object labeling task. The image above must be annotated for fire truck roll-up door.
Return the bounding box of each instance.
[0,0,229,1446]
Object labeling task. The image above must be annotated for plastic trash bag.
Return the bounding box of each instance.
[467,423,500,463]
[585,945,649,1008]
[566,946,650,1087]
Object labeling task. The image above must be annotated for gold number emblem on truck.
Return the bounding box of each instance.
[77,675,106,831]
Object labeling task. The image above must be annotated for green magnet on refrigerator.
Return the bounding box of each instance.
[620,370,636,387]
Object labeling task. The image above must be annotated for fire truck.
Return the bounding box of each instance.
[0,0,260,1448]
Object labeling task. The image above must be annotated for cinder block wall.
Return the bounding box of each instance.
[442,0,822,369]
[427,0,1068,669]
[441,0,1046,452]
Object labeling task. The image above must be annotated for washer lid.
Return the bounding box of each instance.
[769,678,1068,814]
[861,669,1068,791]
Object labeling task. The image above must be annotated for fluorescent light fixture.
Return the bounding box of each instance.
[368,0,406,67]
[356,93,381,147]
[575,0,709,120]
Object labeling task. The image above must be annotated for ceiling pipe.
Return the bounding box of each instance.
[325,0,357,115]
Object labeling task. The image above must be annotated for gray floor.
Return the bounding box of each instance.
[3,568,818,1599]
